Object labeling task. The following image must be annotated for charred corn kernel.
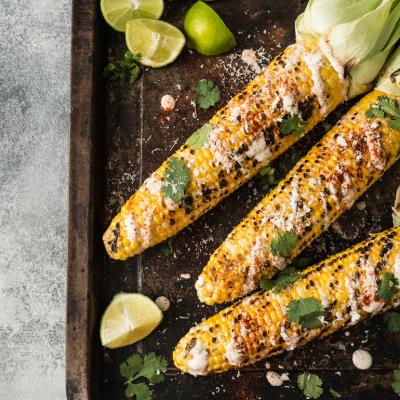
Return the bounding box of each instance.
[174,226,400,375]
[103,38,348,260]
[197,90,400,305]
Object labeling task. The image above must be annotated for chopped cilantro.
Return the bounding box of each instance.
[329,388,341,398]
[392,368,400,396]
[161,237,174,256]
[270,231,298,258]
[103,51,141,84]
[366,96,400,129]
[280,114,307,136]
[120,352,168,400]
[161,157,190,203]
[197,79,221,109]
[287,297,324,329]
[384,312,400,333]
[186,124,213,149]
[297,372,323,399]
[260,266,301,291]
[377,272,399,302]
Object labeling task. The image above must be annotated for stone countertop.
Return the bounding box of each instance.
[0,1,70,399]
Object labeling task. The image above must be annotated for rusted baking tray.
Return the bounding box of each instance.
[67,0,400,398]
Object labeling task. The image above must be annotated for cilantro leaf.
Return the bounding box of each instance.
[161,157,190,203]
[378,272,399,302]
[270,231,298,258]
[329,388,341,398]
[120,353,144,379]
[366,96,400,129]
[290,257,313,268]
[287,298,324,329]
[104,51,142,84]
[297,372,323,399]
[161,237,174,257]
[119,352,168,400]
[260,266,301,291]
[197,79,221,109]
[138,353,168,384]
[186,124,213,149]
[392,368,400,396]
[384,312,400,333]
[126,383,152,400]
[280,114,307,136]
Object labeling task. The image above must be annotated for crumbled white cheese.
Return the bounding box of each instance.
[365,127,385,170]
[241,49,261,73]
[160,94,176,112]
[144,173,163,195]
[336,134,347,147]
[245,136,271,163]
[280,325,299,350]
[360,257,383,314]
[180,273,191,280]
[284,43,304,72]
[352,349,372,370]
[302,51,328,114]
[155,296,170,311]
[188,340,209,376]
[265,362,271,369]
[124,213,138,244]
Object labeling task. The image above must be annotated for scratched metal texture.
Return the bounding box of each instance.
[67,0,400,399]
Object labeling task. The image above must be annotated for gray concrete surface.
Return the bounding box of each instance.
[0,0,70,399]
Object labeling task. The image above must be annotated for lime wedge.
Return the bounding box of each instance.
[100,293,163,349]
[126,18,186,67]
[101,0,164,32]
[183,1,236,56]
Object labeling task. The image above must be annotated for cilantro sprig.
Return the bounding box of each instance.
[392,367,400,396]
[287,297,324,329]
[377,272,399,302]
[384,312,400,333]
[260,266,301,291]
[161,157,190,203]
[120,352,168,400]
[297,372,323,399]
[161,237,174,257]
[186,124,213,149]
[270,231,298,258]
[366,96,400,129]
[280,114,307,136]
[197,79,221,109]
[104,51,142,84]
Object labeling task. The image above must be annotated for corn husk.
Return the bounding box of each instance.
[393,186,400,226]
[296,0,400,98]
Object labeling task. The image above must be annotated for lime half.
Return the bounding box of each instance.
[184,1,236,56]
[100,293,163,349]
[101,0,164,32]
[126,18,186,67]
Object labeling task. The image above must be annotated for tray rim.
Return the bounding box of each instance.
[66,0,99,398]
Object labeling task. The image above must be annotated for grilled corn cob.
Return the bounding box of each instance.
[104,0,400,260]
[174,226,400,375]
[196,89,400,304]
[103,38,346,259]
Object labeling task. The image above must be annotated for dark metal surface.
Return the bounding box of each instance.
[67,0,400,399]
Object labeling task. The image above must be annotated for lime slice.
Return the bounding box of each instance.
[126,18,186,67]
[183,1,236,56]
[101,0,164,32]
[100,292,163,349]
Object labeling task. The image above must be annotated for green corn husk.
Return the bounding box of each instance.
[376,45,400,95]
[296,0,400,98]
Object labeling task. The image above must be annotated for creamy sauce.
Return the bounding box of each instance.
[284,43,304,72]
[345,276,361,325]
[225,338,246,366]
[352,349,372,370]
[124,213,138,244]
[188,340,209,376]
[360,257,383,314]
[364,126,385,170]
[302,51,328,114]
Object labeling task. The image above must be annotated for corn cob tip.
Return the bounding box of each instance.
[103,216,131,261]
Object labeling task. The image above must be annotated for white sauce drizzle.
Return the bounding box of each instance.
[124,213,138,244]
[302,51,328,115]
[345,276,361,325]
[188,340,209,376]
[225,338,246,366]
[360,257,383,314]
